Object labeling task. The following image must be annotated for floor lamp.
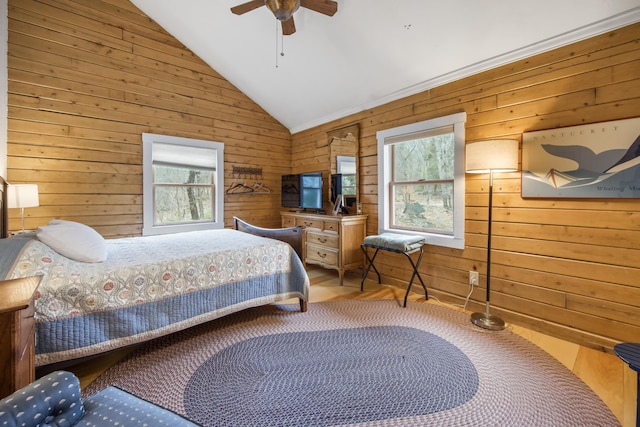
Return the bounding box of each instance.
[466,140,519,331]
[8,184,40,233]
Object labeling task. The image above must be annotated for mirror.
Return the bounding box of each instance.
[328,124,359,214]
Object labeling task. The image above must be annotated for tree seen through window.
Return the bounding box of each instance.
[153,165,213,225]
[392,132,454,234]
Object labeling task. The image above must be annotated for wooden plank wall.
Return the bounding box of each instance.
[5,0,640,352]
[292,23,640,352]
[6,0,291,237]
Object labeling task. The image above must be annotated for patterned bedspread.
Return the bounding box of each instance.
[4,229,309,366]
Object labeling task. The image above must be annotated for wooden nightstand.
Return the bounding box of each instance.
[0,276,41,399]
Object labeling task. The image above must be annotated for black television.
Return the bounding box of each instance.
[281,172,323,212]
[330,173,342,204]
[281,174,300,208]
[331,173,356,213]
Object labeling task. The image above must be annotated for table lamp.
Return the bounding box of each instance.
[8,184,39,233]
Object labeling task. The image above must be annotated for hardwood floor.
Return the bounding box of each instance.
[68,266,635,426]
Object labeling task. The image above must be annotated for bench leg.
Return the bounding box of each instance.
[402,247,427,307]
[361,246,382,291]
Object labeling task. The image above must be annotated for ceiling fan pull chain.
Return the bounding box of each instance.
[275,20,285,68]
[281,29,285,57]
[275,20,279,68]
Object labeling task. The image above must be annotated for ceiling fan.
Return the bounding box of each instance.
[231,0,338,35]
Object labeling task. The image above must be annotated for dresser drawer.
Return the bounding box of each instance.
[306,231,339,249]
[296,218,322,229]
[282,216,295,227]
[322,221,339,233]
[306,244,338,267]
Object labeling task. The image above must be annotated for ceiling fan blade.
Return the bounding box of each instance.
[300,0,338,16]
[230,0,264,15]
[282,16,296,35]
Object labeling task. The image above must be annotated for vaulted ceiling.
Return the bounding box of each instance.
[129,0,640,133]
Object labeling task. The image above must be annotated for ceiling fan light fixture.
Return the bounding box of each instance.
[265,0,300,21]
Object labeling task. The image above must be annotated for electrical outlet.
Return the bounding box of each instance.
[469,271,479,286]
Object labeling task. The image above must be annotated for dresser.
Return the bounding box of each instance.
[281,212,367,284]
[0,276,41,399]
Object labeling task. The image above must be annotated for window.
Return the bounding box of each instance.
[142,133,224,236]
[377,112,466,249]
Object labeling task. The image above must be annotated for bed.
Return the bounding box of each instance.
[0,186,309,366]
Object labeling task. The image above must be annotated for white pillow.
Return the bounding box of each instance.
[36,219,107,263]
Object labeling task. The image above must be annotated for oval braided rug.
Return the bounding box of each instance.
[84,300,619,426]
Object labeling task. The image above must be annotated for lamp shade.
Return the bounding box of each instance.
[8,184,40,209]
[466,139,519,173]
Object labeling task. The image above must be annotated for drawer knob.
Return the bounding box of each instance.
[317,237,327,243]
[317,252,326,258]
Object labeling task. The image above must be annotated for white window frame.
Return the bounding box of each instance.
[142,133,224,236]
[377,112,466,249]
